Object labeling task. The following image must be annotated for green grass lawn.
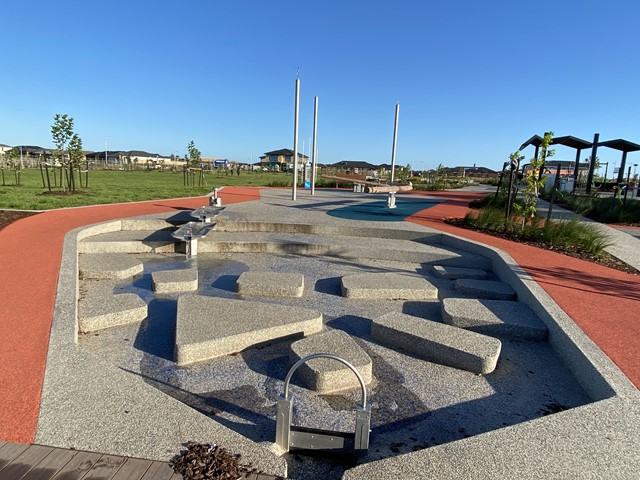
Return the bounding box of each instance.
[0,168,288,210]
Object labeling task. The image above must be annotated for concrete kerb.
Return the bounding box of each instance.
[36,217,288,476]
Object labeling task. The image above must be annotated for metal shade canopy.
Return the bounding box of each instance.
[551,135,592,150]
[519,135,543,151]
[597,139,640,185]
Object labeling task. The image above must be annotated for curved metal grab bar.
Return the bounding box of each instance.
[282,353,367,408]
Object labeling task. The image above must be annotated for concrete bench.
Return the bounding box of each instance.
[441,298,548,341]
[341,272,438,300]
[78,293,147,333]
[174,295,323,365]
[454,279,516,300]
[79,253,143,280]
[236,271,305,297]
[289,329,373,393]
[151,268,198,293]
[371,312,501,374]
[432,265,488,280]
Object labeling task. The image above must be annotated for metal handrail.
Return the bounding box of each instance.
[282,353,367,408]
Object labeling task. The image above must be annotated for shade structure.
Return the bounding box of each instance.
[597,139,640,185]
[551,135,593,192]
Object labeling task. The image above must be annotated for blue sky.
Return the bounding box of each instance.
[2,0,639,171]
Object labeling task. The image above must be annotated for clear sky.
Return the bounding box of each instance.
[2,0,639,171]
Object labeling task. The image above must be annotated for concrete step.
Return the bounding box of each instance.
[151,267,198,293]
[236,271,305,297]
[341,272,438,300]
[441,298,548,341]
[78,230,177,254]
[78,293,147,333]
[198,231,491,268]
[174,295,323,366]
[432,265,488,280]
[454,279,516,300]
[289,329,373,393]
[371,312,501,374]
[79,253,144,280]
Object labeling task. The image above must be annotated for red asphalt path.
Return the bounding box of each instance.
[1,187,638,446]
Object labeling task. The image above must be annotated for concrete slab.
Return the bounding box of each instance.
[371,312,502,374]
[79,253,143,280]
[151,268,198,293]
[441,298,548,341]
[432,265,487,280]
[341,272,438,300]
[174,295,323,365]
[78,230,176,254]
[289,329,372,393]
[454,278,516,300]
[236,271,305,297]
[78,293,147,333]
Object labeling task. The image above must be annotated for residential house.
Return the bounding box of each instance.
[260,149,309,170]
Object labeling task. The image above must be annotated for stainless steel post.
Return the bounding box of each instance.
[292,74,300,201]
[311,96,318,195]
[390,103,399,184]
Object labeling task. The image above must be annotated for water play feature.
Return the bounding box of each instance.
[70,192,593,479]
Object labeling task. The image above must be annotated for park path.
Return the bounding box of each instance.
[0,188,260,444]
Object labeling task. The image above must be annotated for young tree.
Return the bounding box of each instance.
[68,133,84,189]
[186,140,202,168]
[51,113,82,190]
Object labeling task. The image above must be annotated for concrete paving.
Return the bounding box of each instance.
[289,329,373,393]
[441,298,548,341]
[371,311,502,374]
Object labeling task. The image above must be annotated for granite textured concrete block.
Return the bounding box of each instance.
[341,272,438,300]
[78,230,177,254]
[454,278,516,300]
[441,298,548,341]
[371,312,501,374]
[78,293,147,333]
[175,295,323,365]
[79,253,144,280]
[432,265,488,280]
[236,271,305,297]
[151,268,198,293]
[289,329,372,393]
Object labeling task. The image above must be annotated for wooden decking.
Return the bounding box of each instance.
[0,441,281,480]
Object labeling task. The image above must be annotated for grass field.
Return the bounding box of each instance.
[0,168,289,210]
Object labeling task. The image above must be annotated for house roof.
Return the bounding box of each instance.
[451,166,497,174]
[332,160,378,169]
[263,148,309,158]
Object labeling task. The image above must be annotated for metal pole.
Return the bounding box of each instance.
[390,103,399,184]
[624,166,632,205]
[617,151,628,186]
[291,74,300,200]
[585,133,599,194]
[571,148,582,193]
[547,162,562,223]
[601,162,608,192]
[311,96,318,195]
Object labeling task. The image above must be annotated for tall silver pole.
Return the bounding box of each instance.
[292,74,300,201]
[311,96,318,195]
[390,103,400,184]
